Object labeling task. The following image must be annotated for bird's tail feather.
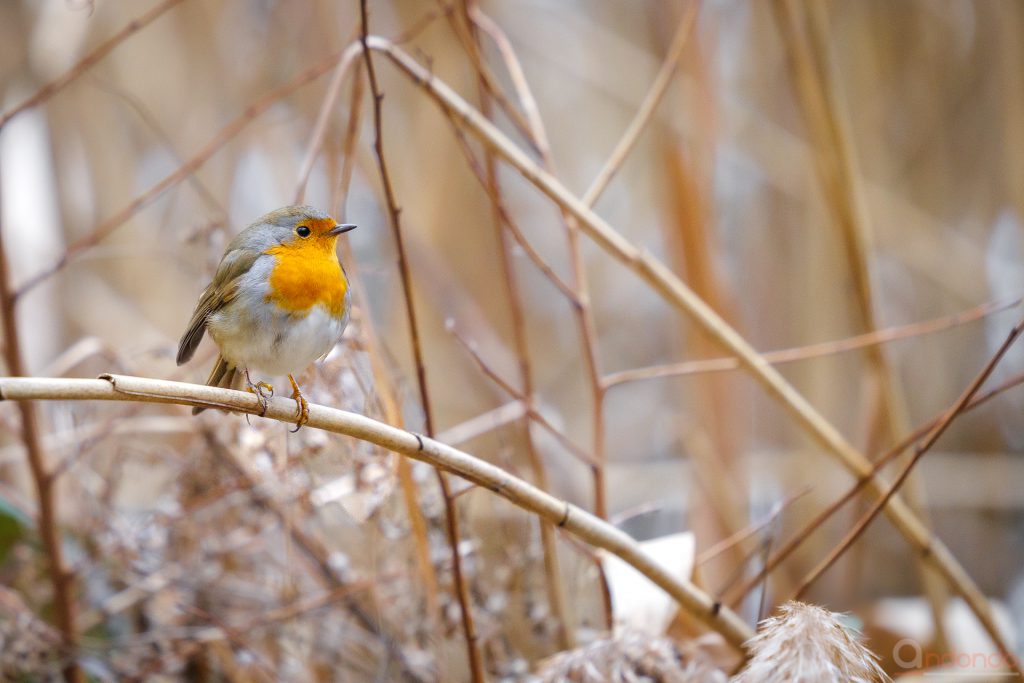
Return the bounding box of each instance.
[192,355,238,415]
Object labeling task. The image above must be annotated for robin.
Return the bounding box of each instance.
[176,206,356,430]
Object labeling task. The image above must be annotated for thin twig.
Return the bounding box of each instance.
[696,487,810,567]
[448,324,597,467]
[358,4,485,679]
[94,79,226,218]
[581,1,699,206]
[0,174,83,683]
[603,298,1018,388]
[467,7,611,520]
[434,0,539,154]
[793,318,1024,609]
[293,29,362,204]
[329,61,449,678]
[0,374,756,652]
[445,123,579,303]
[435,400,525,447]
[0,0,186,129]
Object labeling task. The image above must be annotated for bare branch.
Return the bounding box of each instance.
[0,373,756,652]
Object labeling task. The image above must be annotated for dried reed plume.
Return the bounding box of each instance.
[0,585,62,680]
[732,602,890,683]
[536,630,727,683]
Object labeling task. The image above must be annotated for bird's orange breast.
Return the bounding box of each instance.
[264,239,348,318]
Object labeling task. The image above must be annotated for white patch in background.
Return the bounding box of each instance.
[228,145,280,223]
[984,210,1024,448]
[602,531,696,636]
[28,0,92,79]
[0,107,65,371]
[873,596,1017,678]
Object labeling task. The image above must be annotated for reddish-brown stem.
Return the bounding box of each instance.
[448,326,597,468]
[468,7,607,520]
[434,0,540,154]
[775,0,949,640]
[445,123,578,304]
[696,487,811,568]
[359,2,484,679]
[793,318,1024,613]
[329,65,449,678]
[0,174,83,683]
[726,367,1024,608]
[463,0,572,649]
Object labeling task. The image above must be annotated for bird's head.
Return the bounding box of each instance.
[262,206,356,248]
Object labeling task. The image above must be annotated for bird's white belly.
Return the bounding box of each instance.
[209,303,346,378]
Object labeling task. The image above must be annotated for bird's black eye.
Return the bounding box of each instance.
[296,225,311,238]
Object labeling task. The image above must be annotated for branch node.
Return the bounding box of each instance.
[558,503,571,528]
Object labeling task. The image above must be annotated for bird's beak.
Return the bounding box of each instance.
[327,223,357,236]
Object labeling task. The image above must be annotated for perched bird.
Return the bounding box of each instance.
[177,206,356,429]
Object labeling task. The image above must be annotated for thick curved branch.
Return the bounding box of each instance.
[0,374,755,652]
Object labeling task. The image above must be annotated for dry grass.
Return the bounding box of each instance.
[0,1,1022,680]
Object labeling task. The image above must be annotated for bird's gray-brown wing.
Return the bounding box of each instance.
[175,246,262,366]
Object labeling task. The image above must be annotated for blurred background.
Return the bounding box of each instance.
[0,0,1022,680]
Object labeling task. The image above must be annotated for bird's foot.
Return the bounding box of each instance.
[287,374,310,432]
[244,371,274,416]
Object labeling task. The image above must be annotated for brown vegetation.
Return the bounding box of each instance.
[0,1,1021,680]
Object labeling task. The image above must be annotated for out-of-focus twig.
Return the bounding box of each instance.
[0,174,83,683]
[435,400,525,447]
[446,124,579,302]
[338,60,448,676]
[200,426,425,682]
[603,298,1018,388]
[775,0,949,642]
[581,1,698,206]
[468,6,604,521]
[0,0,186,129]
[696,487,810,568]
[16,43,362,298]
[463,0,572,648]
[0,373,757,652]
[293,28,362,204]
[330,63,449,678]
[474,2,698,523]
[435,0,539,153]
